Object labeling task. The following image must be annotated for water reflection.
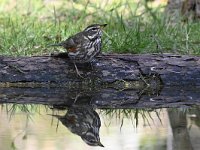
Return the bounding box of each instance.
[168,109,192,150]
[50,106,104,147]
[0,104,200,150]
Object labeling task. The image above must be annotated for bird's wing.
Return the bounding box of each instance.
[62,33,85,52]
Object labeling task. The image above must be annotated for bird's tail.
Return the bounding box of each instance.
[47,43,63,47]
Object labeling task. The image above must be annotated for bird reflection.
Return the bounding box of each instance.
[51,106,104,147]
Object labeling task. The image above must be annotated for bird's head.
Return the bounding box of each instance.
[81,131,104,147]
[84,24,107,40]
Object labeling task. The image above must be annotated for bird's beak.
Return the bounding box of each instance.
[100,24,107,29]
[98,141,104,147]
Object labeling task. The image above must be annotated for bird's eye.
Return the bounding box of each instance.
[89,139,95,143]
[91,28,97,31]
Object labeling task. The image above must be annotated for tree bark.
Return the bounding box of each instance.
[0,53,200,86]
[165,0,200,22]
[0,53,200,108]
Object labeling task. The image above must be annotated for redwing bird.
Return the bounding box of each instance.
[50,106,104,147]
[49,24,107,77]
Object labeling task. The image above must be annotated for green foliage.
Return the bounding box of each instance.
[99,108,163,128]
[0,0,200,56]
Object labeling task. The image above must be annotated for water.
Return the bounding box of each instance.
[0,104,199,150]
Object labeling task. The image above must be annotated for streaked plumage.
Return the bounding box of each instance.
[50,106,104,147]
[49,24,107,77]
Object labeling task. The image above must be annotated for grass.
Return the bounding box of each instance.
[99,108,163,128]
[0,0,200,56]
[0,103,163,129]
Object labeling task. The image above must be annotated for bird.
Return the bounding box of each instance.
[49,24,107,78]
[50,106,104,147]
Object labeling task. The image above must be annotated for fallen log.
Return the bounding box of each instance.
[0,53,200,108]
[0,53,199,86]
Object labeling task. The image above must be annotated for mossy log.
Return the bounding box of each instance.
[0,53,199,86]
[0,53,200,108]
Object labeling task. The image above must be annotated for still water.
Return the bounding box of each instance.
[0,104,199,150]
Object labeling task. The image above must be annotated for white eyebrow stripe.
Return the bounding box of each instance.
[85,27,98,31]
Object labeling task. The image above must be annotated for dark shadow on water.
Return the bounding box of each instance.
[1,86,200,109]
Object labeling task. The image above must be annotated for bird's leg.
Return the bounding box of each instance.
[73,62,84,78]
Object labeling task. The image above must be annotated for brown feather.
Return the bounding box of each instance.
[68,47,77,52]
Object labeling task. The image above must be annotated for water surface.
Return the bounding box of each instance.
[0,104,199,150]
